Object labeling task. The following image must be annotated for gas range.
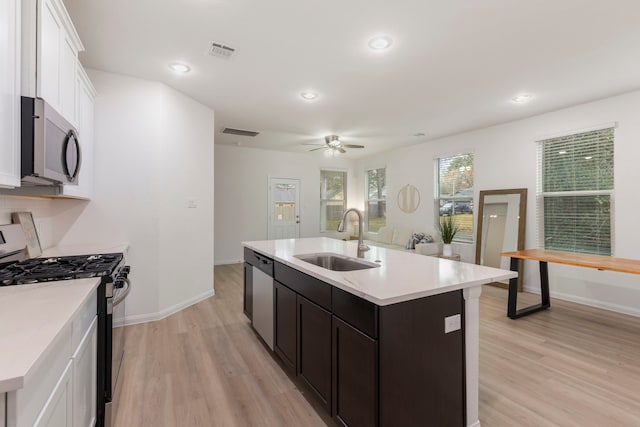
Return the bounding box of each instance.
[0,253,124,286]
[0,223,131,427]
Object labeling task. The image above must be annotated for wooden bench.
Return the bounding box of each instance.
[500,249,640,319]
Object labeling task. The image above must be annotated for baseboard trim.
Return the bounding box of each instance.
[122,289,215,326]
[214,259,242,266]
[522,285,640,318]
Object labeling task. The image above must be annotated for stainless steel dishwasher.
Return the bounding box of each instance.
[251,251,274,350]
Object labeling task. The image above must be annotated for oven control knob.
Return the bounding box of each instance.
[114,278,126,289]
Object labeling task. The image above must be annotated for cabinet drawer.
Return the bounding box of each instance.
[244,248,274,276]
[332,286,378,339]
[274,262,331,311]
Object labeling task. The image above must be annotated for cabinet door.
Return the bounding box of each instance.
[0,0,21,188]
[39,0,62,109]
[72,317,97,427]
[33,361,73,427]
[274,281,296,372]
[243,262,253,319]
[58,37,77,122]
[332,316,378,427]
[37,0,82,125]
[297,295,332,411]
[62,66,95,199]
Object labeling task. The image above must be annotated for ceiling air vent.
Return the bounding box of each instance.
[209,42,235,59]
[222,127,259,137]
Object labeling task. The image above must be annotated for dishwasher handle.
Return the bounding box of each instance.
[253,252,274,276]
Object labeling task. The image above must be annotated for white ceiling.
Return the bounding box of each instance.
[64,0,640,159]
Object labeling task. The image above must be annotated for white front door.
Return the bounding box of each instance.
[268,178,301,239]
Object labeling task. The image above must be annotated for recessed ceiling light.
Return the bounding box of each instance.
[368,36,392,50]
[168,62,191,73]
[511,94,533,104]
[300,91,318,100]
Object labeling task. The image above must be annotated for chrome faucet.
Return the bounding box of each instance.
[337,208,370,258]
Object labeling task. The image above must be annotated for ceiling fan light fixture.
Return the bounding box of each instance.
[368,36,392,50]
[325,135,341,147]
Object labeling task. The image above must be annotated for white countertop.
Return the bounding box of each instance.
[243,237,517,306]
[0,278,100,393]
[0,242,129,393]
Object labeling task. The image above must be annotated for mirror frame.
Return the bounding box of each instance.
[475,188,527,291]
[397,184,420,213]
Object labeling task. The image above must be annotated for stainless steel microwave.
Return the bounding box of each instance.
[21,97,81,185]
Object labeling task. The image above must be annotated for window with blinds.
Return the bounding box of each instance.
[320,170,347,232]
[537,126,614,255]
[436,153,474,242]
[365,168,386,232]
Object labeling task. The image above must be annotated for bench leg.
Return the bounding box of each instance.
[507,259,551,319]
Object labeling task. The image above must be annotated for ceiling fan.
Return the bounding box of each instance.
[304,135,365,153]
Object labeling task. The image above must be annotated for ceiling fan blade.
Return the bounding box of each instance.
[309,147,326,152]
[301,143,324,146]
[338,147,346,153]
[342,144,365,149]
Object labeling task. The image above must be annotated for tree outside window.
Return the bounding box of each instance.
[366,168,386,232]
[320,170,347,232]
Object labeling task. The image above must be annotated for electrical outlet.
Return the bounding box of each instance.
[444,314,461,334]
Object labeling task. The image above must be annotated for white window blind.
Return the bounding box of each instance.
[537,127,614,255]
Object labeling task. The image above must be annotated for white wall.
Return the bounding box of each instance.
[1,71,215,324]
[58,70,215,323]
[358,90,640,316]
[214,145,358,264]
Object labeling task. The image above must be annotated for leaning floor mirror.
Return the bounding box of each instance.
[475,188,527,291]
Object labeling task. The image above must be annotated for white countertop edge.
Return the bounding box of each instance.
[243,239,517,306]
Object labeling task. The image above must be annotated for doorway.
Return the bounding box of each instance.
[268,178,301,239]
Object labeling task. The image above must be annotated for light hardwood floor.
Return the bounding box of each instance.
[115,264,640,426]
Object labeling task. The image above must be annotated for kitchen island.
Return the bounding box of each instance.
[243,237,516,427]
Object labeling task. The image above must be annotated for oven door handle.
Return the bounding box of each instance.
[113,278,131,306]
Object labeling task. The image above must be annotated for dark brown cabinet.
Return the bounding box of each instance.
[297,296,332,411]
[332,316,377,427]
[243,262,253,320]
[274,281,297,373]
[379,291,465,427]
[266,259,465,427]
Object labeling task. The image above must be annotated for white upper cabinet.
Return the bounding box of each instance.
[22,0,84,126]
[0,0,21,188]
[62,65,95,199]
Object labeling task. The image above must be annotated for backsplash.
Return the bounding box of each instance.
[0,196,56,249]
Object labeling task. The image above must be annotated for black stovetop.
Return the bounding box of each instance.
[0,253,124,286]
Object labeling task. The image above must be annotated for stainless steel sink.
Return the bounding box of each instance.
[294,253,380,271]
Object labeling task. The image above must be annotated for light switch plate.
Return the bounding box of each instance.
[444,314,461,334]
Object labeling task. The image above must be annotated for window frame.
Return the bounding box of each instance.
[536,124,615,255]
[319,169,347,233]
[435,152,474,243]
[365,167,386,233]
